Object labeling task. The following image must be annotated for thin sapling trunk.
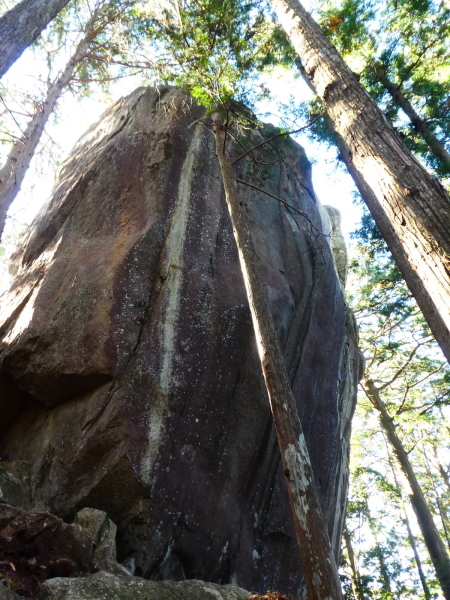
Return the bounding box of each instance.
[213,114,344,600]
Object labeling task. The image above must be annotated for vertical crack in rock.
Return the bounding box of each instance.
[140,126,203,486]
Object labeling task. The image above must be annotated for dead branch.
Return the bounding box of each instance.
[231,113,323,165]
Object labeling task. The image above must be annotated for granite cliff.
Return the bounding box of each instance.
[0,87,361,597]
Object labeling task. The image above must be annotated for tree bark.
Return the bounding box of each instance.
[0,9,98,239]
[271,0,450,365]
[213,115,344,600]
[364,379,450,600]
[404,511,432,600]
[343,528,367,600]
[374,66,450,173]
[0,0,72,80]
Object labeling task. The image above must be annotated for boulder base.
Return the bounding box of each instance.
[39,572,250,600]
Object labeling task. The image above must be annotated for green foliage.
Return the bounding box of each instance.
[344,207,450,599]
[316,0,450,178]
[129,0,294,112]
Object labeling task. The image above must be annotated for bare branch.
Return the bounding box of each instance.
[231,113,323,166]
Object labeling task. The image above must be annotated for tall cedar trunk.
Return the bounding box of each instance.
[343,528,367,600]
[0,11,98,239]
[213,116,344,600]
[271,0,450,365]
[0,0,72,79]
[374,67,450,173]
[365,379,450,599]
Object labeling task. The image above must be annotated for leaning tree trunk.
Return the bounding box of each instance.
[213,115,344,600]
[0,0,72,80]
[364,379,450,600]
[422,445,450,550]
[437,462,450,496]
[374,66,450,174]
[387,449,432,600]
[271,0,450,365]
[0,10,97,239]
[343,528,367,600]
[404,511,432,600]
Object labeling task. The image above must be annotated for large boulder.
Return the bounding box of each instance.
[0,88,360,596]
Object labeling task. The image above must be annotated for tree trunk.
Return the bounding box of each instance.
[343,528,367,600]
[271,0,450,365]
[422,446,450,550]
[213,115,343,600]
[404,511,432,600]
[374,66,450,173]
[386,442,433,600]
[437,462,450,495]
[0,0,72,79]
[364,379,450,600]
[0,10,97,239]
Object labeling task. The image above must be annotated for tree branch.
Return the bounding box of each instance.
[231,113,323,165]
[235,177,326,238]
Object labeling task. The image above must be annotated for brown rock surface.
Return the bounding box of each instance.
[0,504,129,597]
[0,503,92,597]
[0,87,360,596]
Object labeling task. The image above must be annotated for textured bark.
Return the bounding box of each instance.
[0,9,97,240]
[271,0,450,364]
[438,461,450,495]
[365,380,450,600]
[343,528,367,600]
[374,67,450,173]
[0,0,71,79]
[214,116,343,600]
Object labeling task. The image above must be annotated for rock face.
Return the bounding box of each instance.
[39,571,250,600]
[0,502,128,597]
[0,503,93,597]
[0,88,360,596]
